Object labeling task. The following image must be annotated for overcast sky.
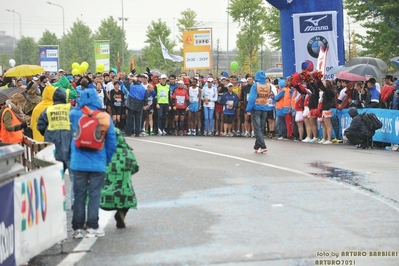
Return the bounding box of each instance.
[0,0,365,51]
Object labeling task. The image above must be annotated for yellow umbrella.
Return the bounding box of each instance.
[4,64,45,77]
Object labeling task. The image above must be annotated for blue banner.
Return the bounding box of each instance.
[318,108,399,143]
[39,46,59,73]
[0,180,15,266]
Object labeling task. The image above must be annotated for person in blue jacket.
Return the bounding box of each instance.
[69,89,117,239]
[246,70,271,153]
[220,83,238,136]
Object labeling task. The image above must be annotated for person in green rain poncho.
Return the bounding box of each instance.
[100,128,139,228]
[52,76,78,105]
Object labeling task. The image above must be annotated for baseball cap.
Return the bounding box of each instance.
[241,78,247,83]
[227,83,233,87]
[221,77,227,80]
[207,77,213,82]
[141,73,148,78]
[33,76,39,81]
[58,69,64,72]
[177,80,184,84]
[160,74,167,79]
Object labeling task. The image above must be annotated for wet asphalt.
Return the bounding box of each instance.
[29,136,399,266]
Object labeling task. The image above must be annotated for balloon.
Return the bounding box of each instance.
[81,61,89,71]
[79,64,86,74]
[71,68,80,76]
[9,59,16,67]
[97,63,105,72]
[72,62,79,69]
[230,61,239,71]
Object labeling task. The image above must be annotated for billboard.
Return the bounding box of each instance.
[14,163,66,266]
[39,46,59,72]
[94,40,110,72]
[293,11,339,78]
[183,30,212,70]
[0,180,15,266]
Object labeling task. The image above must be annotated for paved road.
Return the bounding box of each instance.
[32,136,399,266]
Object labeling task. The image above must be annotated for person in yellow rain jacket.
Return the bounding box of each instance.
[31,84,56,142]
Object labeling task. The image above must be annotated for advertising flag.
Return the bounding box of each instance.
[159,37,183,63]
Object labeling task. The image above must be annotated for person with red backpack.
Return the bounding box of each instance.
[69,89,117,239]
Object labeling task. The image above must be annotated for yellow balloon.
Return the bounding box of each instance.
[97,63,105,72]
[72,62,79,69]
[79,65,86,74]
[71,68,80,76]
[81,61,89,71]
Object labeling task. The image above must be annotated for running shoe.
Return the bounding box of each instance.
[86,228,105,238]
[302,137,311,142]
[162,130,167,136]
[254,148,260,153]
[309,138,317,143]
[323,140,333,145]
[72,229,84,239]
[251,132,255,138]
[150,131,155,136]
[260,148,268,153]
[318,139,326,144]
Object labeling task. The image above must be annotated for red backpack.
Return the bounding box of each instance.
[74,106,104,151]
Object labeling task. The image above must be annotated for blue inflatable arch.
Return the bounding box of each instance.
[266,0,345,77]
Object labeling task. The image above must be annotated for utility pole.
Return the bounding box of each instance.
[347,16,352,60]
[216,39,220,75]
[226,0,230,71]
[119,0,128,67]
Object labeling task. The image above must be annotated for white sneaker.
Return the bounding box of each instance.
[309,138,317,143]
[323,140,333,145]
[278,137,284,140]
[302,137,311,143]
[251,132,255,138]
[86,228,105,238]
[162,130,167,135]
[318,139,326,144]
[158,128,163,135]
[72,229,84,239]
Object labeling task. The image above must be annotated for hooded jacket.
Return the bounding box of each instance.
[69,89,117,173]
[246,70,272,112]
[31,84,57,142]
[345,107,367,135]
[37,89,72,168]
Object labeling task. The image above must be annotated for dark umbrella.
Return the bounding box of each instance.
[390,56,399,67]
[344,64,384,78]
[0,86,27,104]
[344,57,388,69]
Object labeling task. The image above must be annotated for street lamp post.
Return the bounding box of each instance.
[6,9,22,64]
[118,0,128,67]
[47,2,65,69]
[226,0,230,72]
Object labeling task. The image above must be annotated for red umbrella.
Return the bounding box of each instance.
[335,71,368,81]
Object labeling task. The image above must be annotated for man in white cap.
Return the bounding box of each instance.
[155,74,171,135]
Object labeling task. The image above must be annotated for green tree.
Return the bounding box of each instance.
[94,16,130,69]
[141,19,177,73]
[177,9,198,42]
[38,30,60,46]
[344,0,399,68]
[264,7,281,51]
[0,52,10,70]
[63,20,94,72]
[229,0,267,73]
[14,37,38,65]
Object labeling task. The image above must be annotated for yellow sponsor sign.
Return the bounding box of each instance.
[183,30,212,70]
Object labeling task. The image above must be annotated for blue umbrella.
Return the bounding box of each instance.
[390,56,399,67]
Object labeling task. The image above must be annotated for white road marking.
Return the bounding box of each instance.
[272,204,284,207]
[57,209,113,266]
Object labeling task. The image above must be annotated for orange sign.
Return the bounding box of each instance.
[183,30,212,70]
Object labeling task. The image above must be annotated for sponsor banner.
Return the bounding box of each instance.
[293,12,338,78]
[183,30,212,70]
[317,108,399,143]
[94,41,110,72]
[14,163,66,266]
[39,46,59,72]
[0,180,15,266]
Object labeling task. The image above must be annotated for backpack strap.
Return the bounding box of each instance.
[81,106,101,116]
